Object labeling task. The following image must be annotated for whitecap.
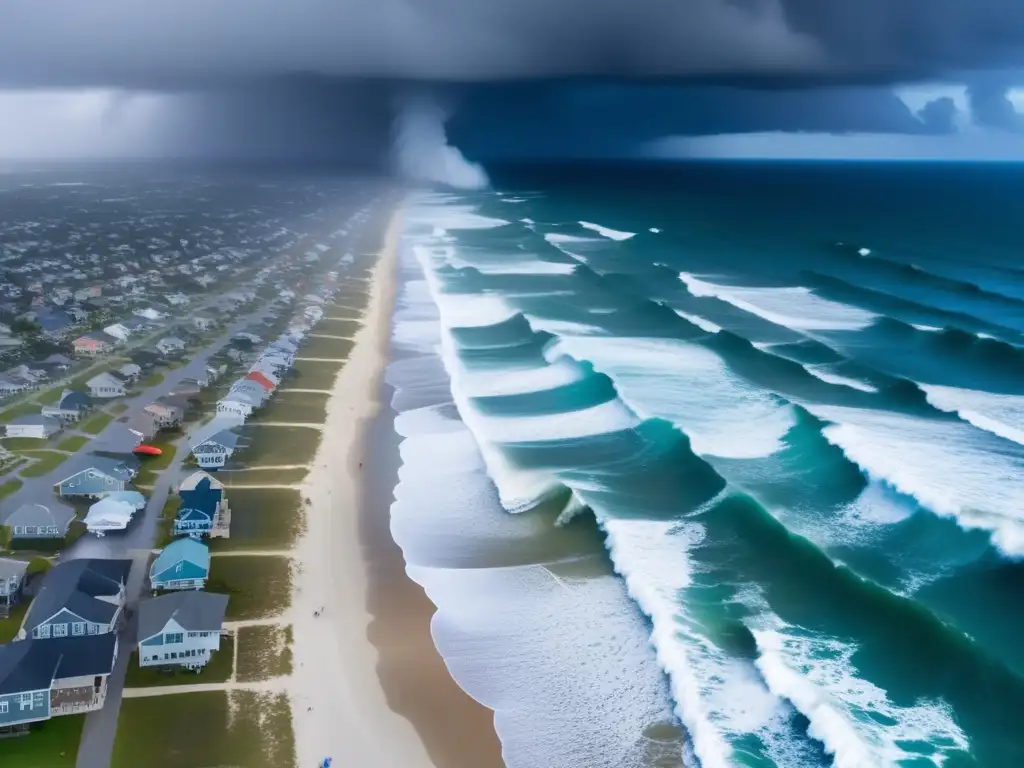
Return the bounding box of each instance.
[579,220,637,241]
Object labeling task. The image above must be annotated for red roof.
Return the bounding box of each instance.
[245,371,275,391]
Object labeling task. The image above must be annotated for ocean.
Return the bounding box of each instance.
[385,162,1024,768]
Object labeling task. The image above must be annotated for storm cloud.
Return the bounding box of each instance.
[3,0,1024,87]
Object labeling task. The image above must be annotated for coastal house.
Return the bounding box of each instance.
[86,372,126,399]
[101,323,131,343]
[149,538,210,591]
[125,411,160,442]
[0,634,119,731]
[188,418,244,470]
[192,316,215,331]
[84,492,145,536]
[174,471,230,538]
[55,454,139,499]
[117,363,142,383]
[244,369,278,392]
[155,336,186,356]
[5,504,75,541]
[216,389,261,419]
[0,558,29,618]
[19,558,131,640]
[72,331,116,357]
[4,415,62,440]
[40,390,93,423]
[136,592,229,671]
[143,401,184,429]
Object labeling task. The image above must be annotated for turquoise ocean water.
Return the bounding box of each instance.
[387,163,1024,768]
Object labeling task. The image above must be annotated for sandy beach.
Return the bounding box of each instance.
[290,210,504,768]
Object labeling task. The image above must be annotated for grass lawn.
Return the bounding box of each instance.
[112,690,294,768]
[140,371,165,388]
[279,359,343,391]
[209,487,304,552]
[236,624,293,682]
[299,334,354,360]
[249,391,328,425]
[123,636,234,688]
[234,426,321,468]
[218,467,309,487]
[109,402,130,415]
[0,477,23,501]
[0,713,84,767]
[207,555,292,621]
[320,313,364,329]
[0,602,28,643]
[19,451,69,478]
[1,437,55,451]
[154,496,179,548]
[79,410,115,435]
[324,306,365,321]
[55,435,90,452]
[36,386,65,405]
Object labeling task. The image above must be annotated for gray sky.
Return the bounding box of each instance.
[3,1,1024,161]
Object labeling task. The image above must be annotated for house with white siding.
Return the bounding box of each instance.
[136,592,229,671]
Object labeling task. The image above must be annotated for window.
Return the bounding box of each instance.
[0,701,7,714]
[72,622,85,636]
[24,526,36,536]
[13,526,23,535]
[18,693,33,711]
[87,624,96,635]
[37,624,51,639]
[52,623,68,637]
[165,632,184,644]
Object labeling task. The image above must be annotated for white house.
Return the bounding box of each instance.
[136,592,229,671]
[188,417,244,469]
[5,415,63,440]
[156,336,186,356]
[102,323,131,343]
[86,372,127,399]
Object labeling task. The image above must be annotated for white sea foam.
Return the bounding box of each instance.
[579,220,637,241]
[805,365,879,393]
[679,272,880,331]
[753,627,969,768]
[547,337,795,459]
[460,259,577,276]
[920,383,1024,446]
[479,399,639,444]
[810,404,1024,556]
[649,227,662,233]
[457,358,587,397]
[544,233,593,244]
[673,309,721,334]
[405,200,509,231]
[501,197,527,202]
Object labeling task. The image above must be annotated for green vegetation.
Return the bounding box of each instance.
[141,371,165,388]
[210,487,304,552]
[79,410,115,435]
[219,467,309,487]
[0,713,84,767]
[154,496,180,548]
[1,437,54,451]
[110,402,130,415]
[236,624,293,682]
[36,386,65,405]
[235,425,321,468]
[132,438,179,487]
[279,359,343,391]
[26,556,53,575]
[0,478,23,501]
[56,435,90,452]
[0,602,28,643]
[112,691,295,768]
[299,334,354,360]
[20,451,70,478]
[0,402,43,423]
[249,391,328,425]
[207,554,292,621]
[123,636,234,688]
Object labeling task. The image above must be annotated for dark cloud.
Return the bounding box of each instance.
[966,80,1024,131]
[916,97,961,134]
[2,0,1024,87]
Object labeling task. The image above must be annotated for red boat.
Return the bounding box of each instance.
[133,444,163,456]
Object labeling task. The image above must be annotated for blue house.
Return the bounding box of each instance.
[150,538,210,591]
[55,455,139,499]
[0,634,118,731]
[174,472,230,539]
[20,559,131,640]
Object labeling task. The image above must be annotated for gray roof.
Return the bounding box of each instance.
[0,634,118,695]
[0,557,29,583]
[137,592,229,641]
[4,503,75,532]
[7,414,61,428]
[58,453,137,484]
[23,559,131,632]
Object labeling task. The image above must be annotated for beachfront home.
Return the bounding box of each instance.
[192,316,215,331]
[4,415,62,440]
[84,492,145,536]
[19,558,131,640]
[0,558,29,617]
[86,372,127,399]
[55,455,138,499]
[188,418,244,470]
[136,592,229,671]
[72,332,116,357]
[102,323,131,343]
[117,363,142,383]
[0,634,119,731]
[174,472,230,538]
[149,538,210,591]
[40,390,93,423]
[245,369,278,392]
[125,411,159,442]
[5,504,75,541]
[156,336,186,356]
[143,401,183,429]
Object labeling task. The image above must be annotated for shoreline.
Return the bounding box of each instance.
[290,208,503,768]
